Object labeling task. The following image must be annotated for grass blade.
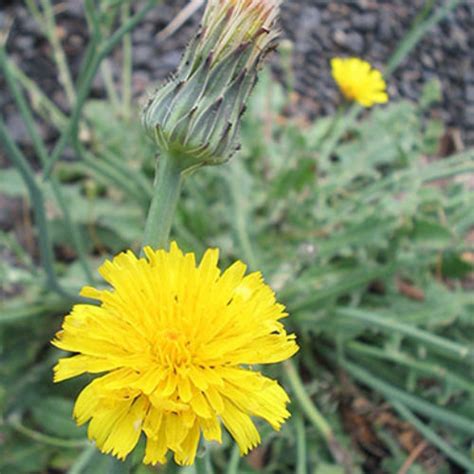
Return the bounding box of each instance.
[335,307,472,361]
[386,0,462,75]
[340,359,474,435]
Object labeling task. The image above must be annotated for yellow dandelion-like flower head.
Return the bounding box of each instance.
[331,57,388,107]
[52,242,298,465]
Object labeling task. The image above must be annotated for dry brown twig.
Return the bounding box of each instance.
[156,0,205,41]
[397,440,429,474]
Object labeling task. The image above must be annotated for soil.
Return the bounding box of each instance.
[0,0,473,155]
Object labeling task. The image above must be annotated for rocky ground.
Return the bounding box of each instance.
[0,0,473,150]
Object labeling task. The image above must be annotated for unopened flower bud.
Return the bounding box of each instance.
[143,0,280,170]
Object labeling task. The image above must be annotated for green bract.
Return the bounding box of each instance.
[142,0,280,170]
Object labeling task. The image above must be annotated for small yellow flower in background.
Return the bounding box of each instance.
[331,57,388,107]
[52,243,298,465]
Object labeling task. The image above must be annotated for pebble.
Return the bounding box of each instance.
[466,85,474,103]
[6,113,29,146]
[332,30,365,55]
[353,13,377,32]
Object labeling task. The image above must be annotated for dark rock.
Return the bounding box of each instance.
[6,113,29,146]
[0,195,22,232]
[133,27,154,45]
[466,85,474,103]
[66,2,85,16]
[91,72,105,95]
[353,13,377,32]
[465,106,474,127]
[15,35,34,51]
[133,44,155,69]
[377,11,393,41]
[421,53,435,69]
[151,50,181,77]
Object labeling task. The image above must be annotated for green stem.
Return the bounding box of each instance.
[0,117,73,299]
[44,52,101,177]
[0,231,37,274]
[100,59,121,110]
[227,161,259,270]
[391,400,474,472]
[294,411,307,474]
[3,49,151,205]
[335,307,472,361]
[203,451,215,474]
[8,61,67,129]
[78,0,102,88]
[283,360,332,441]
[284,359,353,468]
[317,104,360,166]
[99,1,156,60]
[81,149,149,209]
[8,415,88,449]
[347,341,474,394]
[67,444,97,474]
[24,0,43,22]
[121,1,133,119]
[225,445,240,474]
[39,0,77,105]
[385,0,462,76]
[105,456,131,473]
[98,147,153,199]
[142,152,184,249]
[0,47,94,284]
[43,0,156,178]
[195,456,210,474]
[0,295,73,324]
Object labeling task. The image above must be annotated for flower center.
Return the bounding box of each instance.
[153,329,193,369]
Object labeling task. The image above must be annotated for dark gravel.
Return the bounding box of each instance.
[280,0,473,145]
[0,0,473,161]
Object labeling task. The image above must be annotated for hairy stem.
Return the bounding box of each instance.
[142,152,184,249]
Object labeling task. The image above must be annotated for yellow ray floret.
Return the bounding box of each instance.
[331,57,388,107]
[52,242,298,465]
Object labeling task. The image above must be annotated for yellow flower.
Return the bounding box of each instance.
[331,57,388,107]
[52,243,298,465]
